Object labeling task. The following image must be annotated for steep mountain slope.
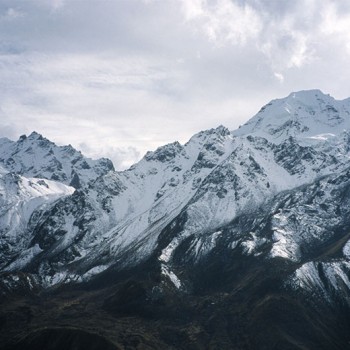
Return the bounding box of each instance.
[233,89,350,144]
[1,90,350,349]
[0,165,75,271]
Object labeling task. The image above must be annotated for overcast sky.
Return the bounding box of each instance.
[0,0,350,169]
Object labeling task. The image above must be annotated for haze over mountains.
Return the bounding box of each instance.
[1,90,350,349]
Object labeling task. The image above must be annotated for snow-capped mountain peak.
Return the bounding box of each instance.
[0,132,114,188]
[233,89,350,145]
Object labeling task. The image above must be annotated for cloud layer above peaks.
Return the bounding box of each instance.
[0,0,349,169]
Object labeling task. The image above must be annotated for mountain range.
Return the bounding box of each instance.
[1,89,350,349]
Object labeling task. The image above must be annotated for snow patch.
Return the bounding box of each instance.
[241,232,266,256]
[82,265,109,280]
[4,244,43,271]
[343,239,350,259]
[161,264,182,289]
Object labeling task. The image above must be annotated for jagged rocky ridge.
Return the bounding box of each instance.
[1,89,350,349]
[0,131,114,188]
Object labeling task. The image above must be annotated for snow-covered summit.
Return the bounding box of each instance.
[0,132,114,188]
[233,89,350,145]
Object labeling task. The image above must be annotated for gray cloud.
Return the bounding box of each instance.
[0,0,349,169]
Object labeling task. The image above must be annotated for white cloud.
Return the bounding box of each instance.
[181,0,262,46]
[52,0,64,10]
[259,27,314,71]
[274,72,284,83]
[1,7,24,21]
[320,1,350,55]
[179,0,349,73]
[0,0,350,169]
[0,52,256,169]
